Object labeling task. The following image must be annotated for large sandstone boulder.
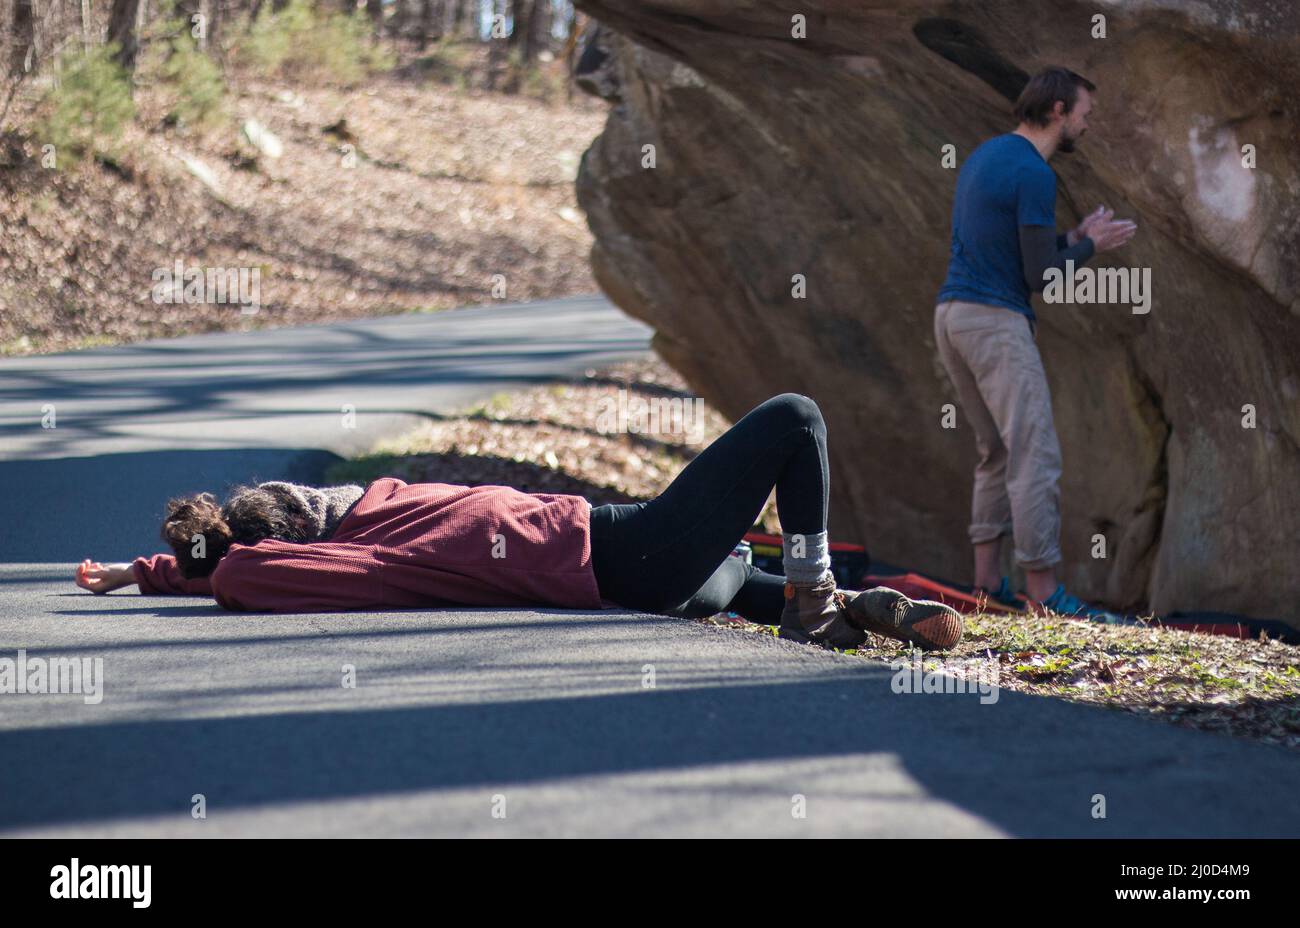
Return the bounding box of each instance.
[571,1,1300,623]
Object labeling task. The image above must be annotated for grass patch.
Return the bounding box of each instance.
[323,452,405,487]
[707,606,1300,748]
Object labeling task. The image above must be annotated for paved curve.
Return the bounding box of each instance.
[1,295,1296,837]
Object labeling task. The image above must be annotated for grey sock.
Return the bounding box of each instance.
[782,531,832,584]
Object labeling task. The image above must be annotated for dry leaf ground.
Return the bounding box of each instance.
[1,41,606,356]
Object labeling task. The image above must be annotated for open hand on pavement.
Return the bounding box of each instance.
[75,559,134,594]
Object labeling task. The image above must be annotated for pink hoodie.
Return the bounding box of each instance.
[132,477,610,613]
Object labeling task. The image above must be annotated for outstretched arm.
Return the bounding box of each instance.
[75,555,214,596]
[132,553,215,595]
[210,541,382,612]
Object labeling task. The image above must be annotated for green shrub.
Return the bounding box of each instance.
[161,28,226,128]
[242,0,393,86]
[241,0,311,73]
[37,45,136,165]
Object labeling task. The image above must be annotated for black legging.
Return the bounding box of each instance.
[589,393,829,625]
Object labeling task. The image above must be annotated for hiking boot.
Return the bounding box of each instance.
[778,572,867,650]
[1031,585,1125,623]
[846,586,964,651]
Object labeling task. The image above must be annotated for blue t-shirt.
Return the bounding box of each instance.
[937,133,1057,320]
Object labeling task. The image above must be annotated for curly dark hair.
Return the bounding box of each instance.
[161,483,313,579]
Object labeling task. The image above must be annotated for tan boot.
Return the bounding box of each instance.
[778,571,867,650]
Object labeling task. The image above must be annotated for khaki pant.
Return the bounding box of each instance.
[934,300,1062,570]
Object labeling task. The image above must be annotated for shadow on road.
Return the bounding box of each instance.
[0,448,345,562]
[2,663,1295,837]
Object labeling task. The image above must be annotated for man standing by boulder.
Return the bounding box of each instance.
[934,67,1137,619]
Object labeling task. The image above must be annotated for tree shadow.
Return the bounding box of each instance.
[2,668,1298,837]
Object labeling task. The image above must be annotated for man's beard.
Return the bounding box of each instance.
[1057,130,1082,154]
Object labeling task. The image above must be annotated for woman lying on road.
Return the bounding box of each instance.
[74,394,963,651]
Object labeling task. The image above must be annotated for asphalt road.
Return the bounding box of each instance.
[1,295,1297,837]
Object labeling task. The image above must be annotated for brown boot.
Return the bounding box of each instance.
[846,586,964,651]
[778,571,867,650]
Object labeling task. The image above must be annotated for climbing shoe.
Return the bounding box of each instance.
[1031,584,1125,623]
[976,576,1021,610]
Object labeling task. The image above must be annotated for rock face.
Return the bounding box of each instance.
[572,1,1300,623]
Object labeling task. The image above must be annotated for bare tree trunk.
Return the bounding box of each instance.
[536,0,552,52]
[106,0,141,69]
[449,0,469,40]
[418,0,442,48]
[521,0,542,62]
[0,1,11,78]
[409,0,423,44]
[10,0,34,74]
[506,0,522,50]
[563,7,583,102]
[80,0,92,50]
[210,0,225,58]
[485,0,508,88]
[27,0,42,65]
